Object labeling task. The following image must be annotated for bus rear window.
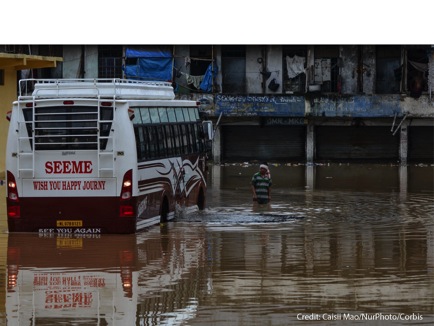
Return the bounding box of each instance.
[23,105,113,150]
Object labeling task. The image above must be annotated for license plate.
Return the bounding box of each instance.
[57,238,83,249]
[56,220,83,227]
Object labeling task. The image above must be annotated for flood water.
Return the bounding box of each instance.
[0,164,433,325]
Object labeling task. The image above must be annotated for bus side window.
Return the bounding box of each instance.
[179,125,188,154]
[142,127,151,159]
[157,125,167,158]
[172,125,181,155]
[141,108,151,123]
[179,124,188,155]
[197,123,205,152]
[167,108,176,122]
[134,126,146,161]
[148,126,158,159]
[165,125,174,157]
[174,108,184,122]
[190,124,198,153]
[184,124,193,154]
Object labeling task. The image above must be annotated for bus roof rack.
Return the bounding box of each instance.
[18,78,175,100]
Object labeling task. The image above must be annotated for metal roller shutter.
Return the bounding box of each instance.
[222,125,305,162]
[316,126,400,161]
[408,126,434,163]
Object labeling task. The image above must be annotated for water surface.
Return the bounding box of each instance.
[0,164,433,325]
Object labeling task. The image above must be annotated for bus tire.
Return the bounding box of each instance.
[160,197,169,224]
[197,187,205,211]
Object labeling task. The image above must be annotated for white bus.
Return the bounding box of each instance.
[6,79,213,234]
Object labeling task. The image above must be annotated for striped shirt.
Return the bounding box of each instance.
[251,172,272,202]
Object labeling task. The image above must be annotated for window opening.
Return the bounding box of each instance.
[314,45,339,92]
[283,45,307,94]
[376,45,401,94]
[406,46,429,98]
[98,45,123,78]
[222,45,246,94]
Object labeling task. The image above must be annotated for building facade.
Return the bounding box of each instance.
[1,45,433,166]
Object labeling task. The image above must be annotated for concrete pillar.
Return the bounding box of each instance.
[305,165,315,190]
[211,164,221,204]
[399,121,409,166]
[212,125,221,164]
[399,165,407,201]
[306,123,315,164]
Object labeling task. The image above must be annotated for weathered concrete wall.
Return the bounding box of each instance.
[401,95,434,116]
[362,45,375,95]
[214,93,434,119]
[62,45,83,78]
[310,95,402,117]
[246,45,262,94]
[340,45,358,94]
[214,45,222,93]
[84,45,98,78]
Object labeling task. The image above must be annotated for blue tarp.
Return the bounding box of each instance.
[199,62,218,92]
[125,48,172,58]
[124,48,172,81]
[124,48,218,90]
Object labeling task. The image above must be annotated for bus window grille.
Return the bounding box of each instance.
[31,106,101,150]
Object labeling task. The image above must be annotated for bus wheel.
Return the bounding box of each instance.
[160,197,169,224]
[197,188,205,211]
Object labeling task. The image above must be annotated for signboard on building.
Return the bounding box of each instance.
[215,94,305,117]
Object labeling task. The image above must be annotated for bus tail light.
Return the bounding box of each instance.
[119,169,134,217]
[7,171,20,218]
[7,247,20,290]
[120,250,134,297]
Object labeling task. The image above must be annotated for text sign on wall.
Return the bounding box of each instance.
[215,95,305,117]
[264,117,305,125]
[310,95,402,117]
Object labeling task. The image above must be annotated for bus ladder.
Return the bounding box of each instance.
[16,96,36,178]
[97,97,115,177]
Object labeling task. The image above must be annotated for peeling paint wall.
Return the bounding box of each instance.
[401,96,434,116]
[340,45,358,94]
[362,45,375,95]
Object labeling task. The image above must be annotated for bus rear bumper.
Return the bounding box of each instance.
[7,197,137,234]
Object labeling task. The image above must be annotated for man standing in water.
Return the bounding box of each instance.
[251,163,272,205]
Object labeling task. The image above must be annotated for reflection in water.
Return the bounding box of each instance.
[0,164,433,325]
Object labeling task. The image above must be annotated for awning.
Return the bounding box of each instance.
[0,53,63,70]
